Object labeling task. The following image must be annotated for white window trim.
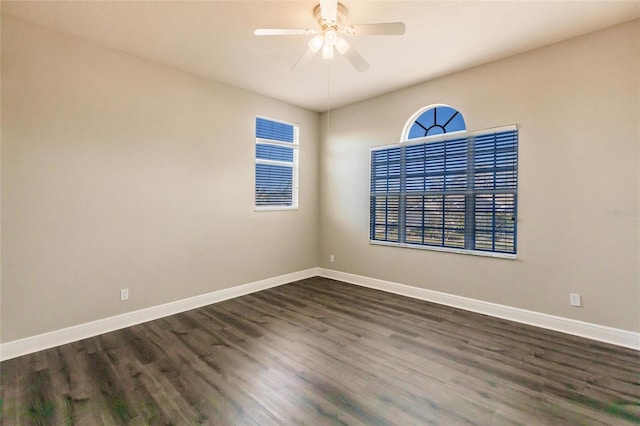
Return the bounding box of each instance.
[377,124,517,151]
[401,103,466,141]
[369,239,517,260]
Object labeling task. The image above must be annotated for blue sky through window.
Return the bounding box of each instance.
[407,106,466,139]
[256,117,294,143]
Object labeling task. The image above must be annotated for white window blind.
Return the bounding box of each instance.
[255,117,299,209]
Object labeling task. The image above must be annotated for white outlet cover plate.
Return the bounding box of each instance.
[569,293,581,306]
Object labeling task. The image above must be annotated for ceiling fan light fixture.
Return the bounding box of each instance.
[255,2,404,72]
[324,29,338,46]
[308,35,324,53]
[322,44,334,59]
[335,37,350,55]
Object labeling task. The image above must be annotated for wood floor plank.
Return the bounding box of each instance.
[1,358,22,423]
[2,277,639,425]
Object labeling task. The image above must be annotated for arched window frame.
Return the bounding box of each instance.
[401,104,467,141]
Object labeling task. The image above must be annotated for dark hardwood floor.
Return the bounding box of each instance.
[2,277,639,425]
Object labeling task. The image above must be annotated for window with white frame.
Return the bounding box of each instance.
[404,104,467,139]
[255,117,299,209]
[370,106,518,256]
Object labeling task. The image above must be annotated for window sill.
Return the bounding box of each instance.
[369,240,517,259]
[255,206,299,212]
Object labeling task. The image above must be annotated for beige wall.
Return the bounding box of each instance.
[320,20,640,332]
[1,16,320,342]
[2,14,638,344]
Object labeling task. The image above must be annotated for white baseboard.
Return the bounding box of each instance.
[0,268,321,361]
[3,266,637,360]
[318,268,640,351]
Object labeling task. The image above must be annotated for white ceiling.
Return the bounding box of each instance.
[3,1,639,112]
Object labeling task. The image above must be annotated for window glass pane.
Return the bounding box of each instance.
[446,113,466,133]
[408,125,428,140]
[256,163,293,207]
[444,229,465,248]
[256,117,294,143]
[405,227,423,244]
[371,148,402,193]
[426,126,445,137]
[256,144,294,162]
[445,139,468,171]
[407,106,467,140]
[474,192,516,253]
[443,195,465,228]
[370,195,400,242]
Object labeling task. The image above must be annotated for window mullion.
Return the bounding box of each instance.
[256,158,294,167]
[256,138,299,148]
[385,152,390,241]
[464,136,476,250]
[399,146,407,244]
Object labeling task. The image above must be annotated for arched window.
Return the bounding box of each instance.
[403,105,466,140]
[371,106,518,256]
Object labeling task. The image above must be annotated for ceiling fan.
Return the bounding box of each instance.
[254,0,405,72]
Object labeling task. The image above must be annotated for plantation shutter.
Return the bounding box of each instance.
[473,130,518,253]
[370,127,518,255]
[370,147,402,242]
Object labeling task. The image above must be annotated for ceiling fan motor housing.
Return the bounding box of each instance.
[313,3,347,30]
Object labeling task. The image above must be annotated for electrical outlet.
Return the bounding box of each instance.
[120,288,129,301]
[569,293,581,307]
[330,254,335,262]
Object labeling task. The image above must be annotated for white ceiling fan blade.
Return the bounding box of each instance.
[347,22,406,36]
[254,29,313,36]
[343,47,369,72]
[290,47,317,71]
[320,0,338,22]
[336,38,369,72]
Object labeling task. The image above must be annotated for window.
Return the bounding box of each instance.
[404,105,467,139]
[255,117,299,209]
[371,112,518,257]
